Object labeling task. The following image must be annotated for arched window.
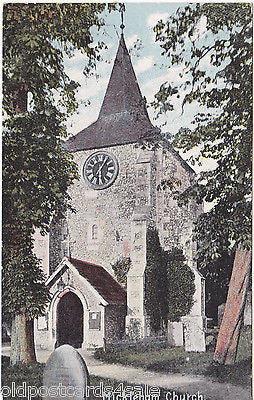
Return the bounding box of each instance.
[91,224,98,240]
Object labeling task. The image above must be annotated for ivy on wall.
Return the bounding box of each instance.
[111,228,195,333]
[145,228,168,332]
[145,228,195,332]
[111,257,131,289]
[164,247,195,323]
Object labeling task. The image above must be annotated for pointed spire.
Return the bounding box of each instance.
[99,34,146,117]
[64,34,159,152]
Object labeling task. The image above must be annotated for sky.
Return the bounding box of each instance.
[61,1,223,189]
[64,3,200,138]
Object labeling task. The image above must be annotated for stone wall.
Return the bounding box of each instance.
[45,142,204,343]
[49,142,200,277]
[58,143,139,274]
[159,147,202,264]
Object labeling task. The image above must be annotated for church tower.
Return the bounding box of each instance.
[35,31,206,351]
[64,34,159,152]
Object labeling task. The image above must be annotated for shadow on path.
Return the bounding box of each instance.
[1,345,251,400]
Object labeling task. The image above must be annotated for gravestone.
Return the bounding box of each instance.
[218,303,225,327]
[182,316,206,352]
[167,322,183,347]
[43,344,89,399]
[218,292,252,328]
[244,291,252,326]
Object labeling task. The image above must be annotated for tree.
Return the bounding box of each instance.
[3,3,116,364]
[152,3,252,362]
[2,238,51,364]
[152,3,252,266]
[203,251,234,324]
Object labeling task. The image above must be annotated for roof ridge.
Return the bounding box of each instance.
[68,257,103,269]
[68,257,126,303]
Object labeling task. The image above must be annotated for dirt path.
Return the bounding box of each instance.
[2,345,251,400]
[77,350,251,400]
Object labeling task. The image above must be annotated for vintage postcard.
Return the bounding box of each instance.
[2,2,252,400]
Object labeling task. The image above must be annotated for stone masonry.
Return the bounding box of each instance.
[34,33,206,351]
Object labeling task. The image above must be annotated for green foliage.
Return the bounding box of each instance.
[2,357,44,399]
[145,228,168,332]
[3,3,109,116]
[2,237,51,320]
[164,248,195,322]
[111,257,131,289]
[145,228,195,331]
[202,250,234,321]
[152,4,252,266]
[2,3,116,322]
[3,111,78,236]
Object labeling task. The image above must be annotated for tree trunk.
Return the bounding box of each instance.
[213,246,251,364]
[9,87,35,366]
[10,312,36,365]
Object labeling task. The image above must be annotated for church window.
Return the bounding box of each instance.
[91,224,98,240]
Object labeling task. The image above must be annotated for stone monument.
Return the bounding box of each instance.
[43,345,89,399]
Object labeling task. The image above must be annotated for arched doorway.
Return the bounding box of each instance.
[56,291,84,348]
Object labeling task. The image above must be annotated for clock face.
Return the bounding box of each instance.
[83,151,119,190]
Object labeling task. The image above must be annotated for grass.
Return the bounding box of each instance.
[1,356,177,400]
[1,327,251,399]
[94,326,252,388]
[2,356,43,400]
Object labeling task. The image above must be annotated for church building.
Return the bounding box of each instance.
[34,33,206,352]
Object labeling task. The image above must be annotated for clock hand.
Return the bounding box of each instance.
[98,170,103,184]
[96,157,108,175]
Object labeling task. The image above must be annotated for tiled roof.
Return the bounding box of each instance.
[69,257,126,304]
[64,34,160,152]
